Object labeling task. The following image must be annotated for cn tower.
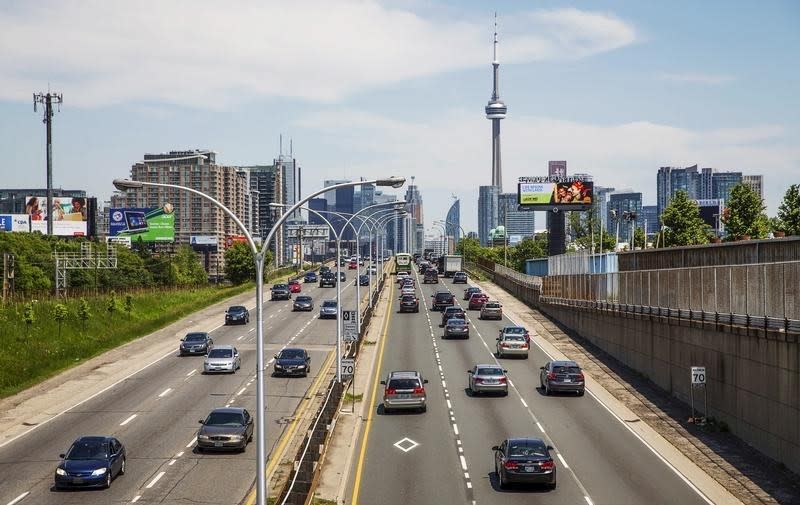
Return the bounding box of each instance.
[485,15,507,189]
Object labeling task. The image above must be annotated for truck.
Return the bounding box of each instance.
[442,255,463,278]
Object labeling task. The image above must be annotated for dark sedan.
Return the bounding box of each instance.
[224,305,249,325]
[440,306,465,327]
[179,332,213,356]
[453,271,468,284]
[273,348,311,377]
[540,360,585,396]
[270,283,291,300]
[444,318,470,339]
[399,294,419,313]
[359,274,370,286]
[493,437,557,489]
[55,436,126,489]
[196,407,254,452]
[339,271,347,281]
[293,295,314,311]
[463,286,481,300]
[304,271,318,283]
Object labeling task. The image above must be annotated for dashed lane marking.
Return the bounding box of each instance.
[145,471,166,489]
[158,388,172,398]
[120,414,137,426]
[6,492,29,505]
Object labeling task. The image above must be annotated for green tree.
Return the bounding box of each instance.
[171,246,208,286]
[777,184,800,236]
[77,297,91,331]
[224,242,256,284]
[106,290,117,318]
[722,183,769,240]
[509,237,547,272]
[22,302,35,336]
[633,227,647,250]
[54,303,68,338]
[660,191,711,247]
[124,294,134,319]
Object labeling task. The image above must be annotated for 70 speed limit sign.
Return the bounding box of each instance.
[691,366,706,384]
[340,359,355,378]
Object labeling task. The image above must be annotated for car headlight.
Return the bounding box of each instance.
[91,468,107,476]
[198,435,210,441]
[56,468,67,476]
[230,435,244,441]
[275,364,283,369]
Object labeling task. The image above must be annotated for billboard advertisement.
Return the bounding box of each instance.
[109,207,175,242]
[225,235,248,249]
[190,235,218,253]
[25,196,89,236]
[0,214,31,232]
[518,180,594,210]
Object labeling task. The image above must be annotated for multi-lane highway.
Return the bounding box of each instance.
[0,267,366,505]
[348,265,714,505]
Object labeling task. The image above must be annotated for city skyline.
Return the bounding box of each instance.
[1,1,797,233]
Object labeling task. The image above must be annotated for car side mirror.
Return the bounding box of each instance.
[234,352,239,357]
[59,453,66,459]
[204,354,208,357]
[180,338,184,341]
[491,446,499,451]
[198,420,204,424]
[547,445,554,451]
[503,369,508,373]
[540,366,545,370]
[496,337,500,340]
[380,380,386,385]
[274,354,279,359]
[467,370,473,373]
[423,379,429,384]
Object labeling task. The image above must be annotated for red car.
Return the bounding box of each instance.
[288,280,301,293]
[468,293,489,310]
[348,261,357,270]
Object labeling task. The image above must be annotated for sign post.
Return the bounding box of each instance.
[690,366,707,424]
[342,309,358,342]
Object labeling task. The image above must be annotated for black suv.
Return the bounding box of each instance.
[270,283,291,300]
[423,269,439,284]
[431,291,455,311]
[319,273,336,288]
[225,305,250,325]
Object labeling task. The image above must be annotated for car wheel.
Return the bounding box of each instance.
[577,389,585,396]
[548,471,557,490]
[119,457,126,475]
[544,382,550,396]
[498,468,508,489]
[104,471,112,489]
[502,389,509,396]
[420,404,427,413]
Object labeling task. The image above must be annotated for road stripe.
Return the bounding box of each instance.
[168,459,176,466]
[186,369,196,377]
[186,437,196,448]
[237,387,247,396]
[459,455,468,471]
[145,471,165,489]
[557,453,569,468]
[158,388,172,398]
[6,492,29,505]
[585,496,594,505]
[120,414,137,426]
[131,496,141,503]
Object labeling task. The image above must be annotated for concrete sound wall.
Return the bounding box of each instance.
[540,304,800,475]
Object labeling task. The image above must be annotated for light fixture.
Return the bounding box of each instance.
[113,178,144,190]
[376,176,406,188]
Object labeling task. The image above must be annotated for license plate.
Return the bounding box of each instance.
[564,379,572,383]
[214,442,223,447]
[524,466,536,473]
[397,394,411,399]
[483,380,497,384]
[73,478,84,483]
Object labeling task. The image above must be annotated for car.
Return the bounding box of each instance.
[270,283,291,301]
[381,371,428,413]
[463,287,481,301]
[319,265,331,275]
[453,271,468,284]
[399,294,419,313]
[500,326,530,343]
[400,286,416,298]
[359,274,370,286]
[468,292,489,310]
[399,279,415,291]
[423,269,439,284]
[440,306,465,326]
[196,407,254,452]
[203,345,241,374]
[293,295,314,311]
[319,299,338,319]
[539,360,585,396]
[55,436,126,489]
[359,257,365,266]
[304,271,318,283]
[496,332,529,358]
[319,273,336,287]
[396,271,410,283]
[273,348,311,377]
[339,271,347,281]
[467,364,508,395]
[480,301,503,320]
[431,290,455,311]
[418,263,429,274]
[493,438,557,489]
[370,266,377,275]
[179,332,213,356]
[348,261,357,270]
[225,305,250,325]
[444,318,470,339]
[288,279,301,293]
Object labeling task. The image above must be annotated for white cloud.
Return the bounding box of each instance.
[659,72,735,85]
[0,1,636,107]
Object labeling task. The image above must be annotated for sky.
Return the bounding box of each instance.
[1,0,798,234]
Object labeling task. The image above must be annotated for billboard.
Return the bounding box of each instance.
[0,214,31,232]
[109,207,175,242]
[25,196,89,236]
[191,235,218,253]
[224,235,248,248]
[518,179,594,211]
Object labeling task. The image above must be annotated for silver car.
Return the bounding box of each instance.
[480,301,503,320]
[203,345,241,374]
[467,364,508,395]
[496,333,529,359]
[381,371,428,413]
[319,300,338,319]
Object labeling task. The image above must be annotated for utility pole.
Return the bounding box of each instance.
[33,91,64,237]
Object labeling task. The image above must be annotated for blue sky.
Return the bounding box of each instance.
[1,0,798,233]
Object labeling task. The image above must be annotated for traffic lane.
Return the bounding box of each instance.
[449,279,709,505]
[351,287,469,505]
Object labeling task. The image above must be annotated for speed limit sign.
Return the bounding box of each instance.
[341,359,355,378]
[691,366,706,384]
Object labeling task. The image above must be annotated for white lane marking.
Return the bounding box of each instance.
[441,380,447,388]
[453,424,459,435]
[120,414,137,426]
[585,497,594,505]
[237,335,245,341]
[186,437,196,448]
[186,369,196,377]
[466,482,472,489]
[459,455,468,471]
[6,492,29,505]
[537,421,545,433]
[557,453,570,468]
[158,387,172,398]
[176,451,184,457]
[464,472,470,479]
[226,403,232,407]
[131,496,141,503]
[520,398,528,408]
[168,459,177,466]
[249,328,255,332]
[237,387,247,396]
[146,471,166,488]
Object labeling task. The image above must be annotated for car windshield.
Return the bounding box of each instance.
[208,348,233,358]
[322,301,337,307]
[435,293,451,300]
[485,303,500,308]
[205,412,244,426]
[447,318,466,326]
[477,367,503,376]
[273,284,287,289]
[553,365,582,374]
[505,327,525,334]
[279,349,305,359]
[388,378,420,389]
[508,440,548,457]
[185,334,206,342]
[504,335,525,342]
[401,295,416,301]
[296,296,311,302]
[229,306,245,313]
[66,440,108,460]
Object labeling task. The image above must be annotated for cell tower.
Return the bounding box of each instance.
[33,91,64,237]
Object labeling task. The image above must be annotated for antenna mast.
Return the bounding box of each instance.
[33,91,64,237]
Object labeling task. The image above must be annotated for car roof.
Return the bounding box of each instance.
[228,305,246,310]
[209,407,246,415]
[475,364,503,369]
[74,435,113,443]
[506,437,546,445]
[280,347,306,353]
[444,306,462,311]
[296,295,312,299]
[388,370,421,377]
[211,344,235,350]
[185,332,209,337]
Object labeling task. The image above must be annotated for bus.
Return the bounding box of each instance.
[395,253,412,274]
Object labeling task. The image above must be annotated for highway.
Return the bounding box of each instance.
[349,266,713,505]
[0,267,365,505]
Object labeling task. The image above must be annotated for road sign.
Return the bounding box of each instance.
[691,366,706,385]
[340,358,355,378]
[342,310,358,342]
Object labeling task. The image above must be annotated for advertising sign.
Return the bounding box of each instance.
[225,235,248,249]
[518,180,594,210]
[285,224,330,239]
[109,207,175,242]
[190,236,218,246]
[0,214,31,232]
[25,195,88,236]
[106,236,132,247]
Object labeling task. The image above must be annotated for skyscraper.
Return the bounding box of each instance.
[657,165,701,217]
[404,179,424,255]
[478,186,499,246]
[743,175,763,199]
[608,191,643,244]
[445,198,461,249]
[712,171,743,203]
[499,193,535,240]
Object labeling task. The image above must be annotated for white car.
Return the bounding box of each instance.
[396,271,410,283]
[401,286,416,297]
[203,345,242,373]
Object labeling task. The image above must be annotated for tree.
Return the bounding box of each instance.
[107,291,117,318]
[777,184,800,236]
[633,227,647,250]
[509,237,547,272]
[77,297,91,331]
[22,302,35,336]
[54,303,68,338]
[660,191,711,247]
[224,242,256,284]
[124,295,134,319]
[722,183,769,240]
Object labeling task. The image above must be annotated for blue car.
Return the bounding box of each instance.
[55,436,126,489]
[304,271,318,283]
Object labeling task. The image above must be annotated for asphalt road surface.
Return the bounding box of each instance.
[0,267,366,505]
[349,267,714,505]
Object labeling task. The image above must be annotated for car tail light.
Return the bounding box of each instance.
[504,460,518,470]
[577,372,585,381]
[413,387,425,395]
[473,377,483,383]
[498,377,507,383]
[501,342,509,347]
[547,372,557,380]
[540,460,555,471]
[385,388,396,395]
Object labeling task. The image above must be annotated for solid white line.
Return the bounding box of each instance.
[536,422,545,433]
[131,496,141,503]
[120,414,137,426]
[584,496,594,505]
[158,387,172,398]
[146,471,166,488]
[459,455,468,471]
[520,398,528,408]
[557,453,569,468]
[6,492,29,505]
[186,369,196,377]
